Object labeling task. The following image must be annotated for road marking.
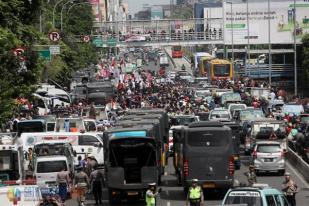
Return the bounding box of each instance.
[286,161,309,188]
[167,201,170,206]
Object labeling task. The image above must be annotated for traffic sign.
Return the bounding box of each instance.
[107,38,117,47]
[83,35,91,43]
[13,47,26,61]
[48,31,61,42]
[38,50,51,61]
[92,37,104,47]
[49,45,60,55]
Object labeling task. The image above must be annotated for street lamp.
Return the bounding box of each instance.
[61,0,74,31]
[53,0,67,28]
[268,0,272,86]
[226,2,234,63]
[293,0,297,95]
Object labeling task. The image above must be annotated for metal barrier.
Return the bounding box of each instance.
[237,64,294,78]
[286,147,309,183]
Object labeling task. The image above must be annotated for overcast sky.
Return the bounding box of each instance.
[124,0,171,15]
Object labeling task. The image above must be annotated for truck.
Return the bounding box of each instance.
[103,126,160,204]
[173,121,234,193]
[0,134,25,182]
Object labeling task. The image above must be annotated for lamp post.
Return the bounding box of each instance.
[53,0,66,28]
[293,0,297,95]
[227,2,234,63]
[246,0,250,75]
[268,0,272,86]
[61,0,74,31]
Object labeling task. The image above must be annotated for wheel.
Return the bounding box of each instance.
[108,190,121,205]
[177,170,182,186]
[278,169,285,176]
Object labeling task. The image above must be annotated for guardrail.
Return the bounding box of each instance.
[164,48,176,69]
[286,146,309,183]
[237,64,294,78]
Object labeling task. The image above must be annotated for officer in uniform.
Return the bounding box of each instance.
[245,165,257,186]
[145,183,160,206]
[282,172,298,206]
[186,179,204,206]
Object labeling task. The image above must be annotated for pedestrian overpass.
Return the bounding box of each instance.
[89,18,224,47]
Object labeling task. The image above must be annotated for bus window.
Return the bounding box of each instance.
[213,64,230,77]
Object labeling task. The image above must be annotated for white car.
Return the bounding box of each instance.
[209,108,232,121]
[34,155,71,186]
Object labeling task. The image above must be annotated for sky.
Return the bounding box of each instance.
[124,0,171,15]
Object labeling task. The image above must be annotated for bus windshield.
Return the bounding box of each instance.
[17,121,45,134]
[213,64,230,76]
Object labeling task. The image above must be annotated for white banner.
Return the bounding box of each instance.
[222,0,309,44]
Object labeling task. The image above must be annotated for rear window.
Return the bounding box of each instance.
[187,130,229,147]
[257,144,281,153]
[37,161,67,173]
[224,191,262,206]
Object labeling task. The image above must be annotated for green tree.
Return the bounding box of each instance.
[0,0,43,125]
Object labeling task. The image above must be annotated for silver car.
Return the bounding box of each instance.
[252,141,285,175]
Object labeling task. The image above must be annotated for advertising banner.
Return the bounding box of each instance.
[222,0,309,44]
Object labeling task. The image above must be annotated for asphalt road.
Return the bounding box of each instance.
[66,151,309,206]
[66,54,309,206]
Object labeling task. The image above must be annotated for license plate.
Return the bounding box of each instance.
[264,158,273,162]
[203,183,215,188]
[127,191,138,196]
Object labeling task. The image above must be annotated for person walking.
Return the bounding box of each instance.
[145,183,160,206]
[245,165,257,186]
[282,172,298,206]
[186,179,204,206]
[56,167,70,203]
[74,166,89,206]
[89,165,104,205]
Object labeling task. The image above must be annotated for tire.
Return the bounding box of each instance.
[278,169,285,176]
[108,190,121,205]
[176,170,182,186]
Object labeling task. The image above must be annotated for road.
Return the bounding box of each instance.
[66,57,309,206]
[66,152,309,206]
[164,47,192,73]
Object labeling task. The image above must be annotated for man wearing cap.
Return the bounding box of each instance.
[145,183,159,206]
[282,172,298,206]
[245,165,257,186]
[186,179,204,206]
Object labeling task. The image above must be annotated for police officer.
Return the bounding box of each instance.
[145,183,159,206]
[245,165,257,186]
[89,165,104,205]
[282,172,298,206]
[186,179,204,206]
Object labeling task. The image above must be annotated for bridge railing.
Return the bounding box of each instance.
[237,64,294,78]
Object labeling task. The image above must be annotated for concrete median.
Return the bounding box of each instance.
[287,147,309,183]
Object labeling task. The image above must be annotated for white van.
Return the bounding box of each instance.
[20,132,104,166]
[34,155,70,186]
[0,185,42,206]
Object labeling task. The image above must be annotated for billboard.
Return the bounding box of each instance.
[222,0,309,44]
[151,6,163,20]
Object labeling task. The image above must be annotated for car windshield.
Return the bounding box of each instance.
[210,111,230,119]
[37,160,67,173]
[224,191,262,206]
[229,105,246,112]
[300,116,309,123]
[173,117,195,125]
[257,144,281,153]
[283,105,304,115]
[187,130,229,147]
[240,110,264,121]
[195,91,210,97]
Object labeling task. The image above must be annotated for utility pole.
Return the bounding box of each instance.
[268,0,272,86]
[293,0,297,95]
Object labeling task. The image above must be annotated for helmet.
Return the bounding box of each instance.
[192,179,198,183]
[291,129,298,137]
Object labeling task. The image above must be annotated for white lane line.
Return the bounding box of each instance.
[167,201,171,206]
[286,161,309,188]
